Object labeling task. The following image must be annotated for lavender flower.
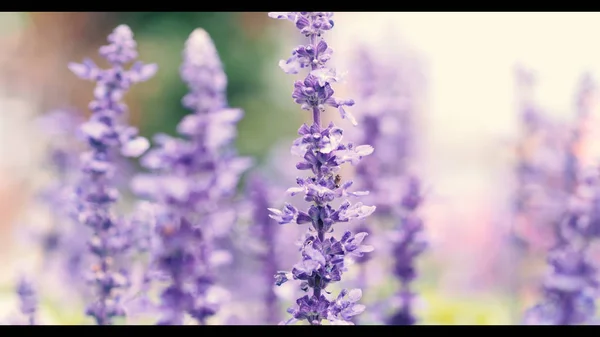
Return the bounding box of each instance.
[351,45,427,325]
[352,46,422,212]
[524,168,600,325]
[16,278,37,325]
[523,74,599,325]
[512,67,569,250]
[248,173,280,324]
[565,73,595,194]
[133,28,250,325]
[69,24,157,325]
[34,109,88,291]
[387,176,427,325]
[513,67,545,223]
[268,12,375,325]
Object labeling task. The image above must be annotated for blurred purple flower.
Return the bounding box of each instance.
[33,109,89,291]
[352,46,424,215]
[524,169,600,325]
[69,24,156,325]
[387,177,427,325]
[512,66,570,251]
[16,277,37,325]
[565,73,596,194]
[268,12,374,325]
[351,45,427,325]
[247,173,281,324]
[133,28,251,325]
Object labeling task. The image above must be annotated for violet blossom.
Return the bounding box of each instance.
[351,45,427,325]
[524,168,600,325]
[523,74,599,325]
[512,67,569,250]
[513,67,546,235]
[34,109,89,293]
[133,28,251,325]
[387,176,427,325]
[248,173,280,324]
[564,73,595,194]
[16,277,37,325]
[69,24,157,325]
[268,12,375,325]
[352,46,423,213]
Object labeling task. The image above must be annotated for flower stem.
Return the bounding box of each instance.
[313,107,321,128]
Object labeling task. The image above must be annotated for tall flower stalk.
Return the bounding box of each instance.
[353,47,421,206]
[513,66,544,243]
[387,176,427,325]
[16,278,37,325]
[523,168,600,325]
[268,12,375,325]
[511,66,548,318]
[248,173,280,324]
[69,25,157,325]
[35,109,87,286]
[523,74,599,325]
[134,28,250,325]
[565,74,595,194]
[512,67,568,250]
[351,45,427,325]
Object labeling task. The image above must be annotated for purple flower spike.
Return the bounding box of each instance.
[387,177,427,325]
[350,45,428,325]
[268,12,374,325]
[70,24,156,325]
[16,278,37,325]
[511,66,568,252]
[523,76,600,326]
[35,109,85,262]
[524,169,600,325]
[248,174,281,324]
[134,28,251,325]
[565,73,596,194]
[273,13,355,127]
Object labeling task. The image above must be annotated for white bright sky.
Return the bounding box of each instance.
[332,12,600,197]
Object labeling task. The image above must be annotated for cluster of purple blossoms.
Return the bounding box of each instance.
[387,176,427,325]
[248,174,280,324]
[69,25,157,325]
[351,46,427,325]
[564,74,595,194]
[524,168,600,325]
[268,12,375,325]
[353,47,422,208]
[34,109,87,282]
[512,67,570,250]
[133,28,251,325]
[513,67,546,221]
[351,46,421,213]
[16,278,37,325]
[352,49,385,214]
[513,69,600,325]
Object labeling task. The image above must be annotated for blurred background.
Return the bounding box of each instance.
[1,12,600,324]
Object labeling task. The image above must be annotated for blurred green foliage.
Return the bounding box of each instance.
[114,12,298,164]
